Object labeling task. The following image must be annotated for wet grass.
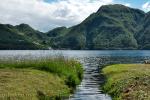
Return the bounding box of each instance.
[0,57,83,99]
[102,64,150,100]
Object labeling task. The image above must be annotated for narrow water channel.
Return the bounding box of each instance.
[70,57,111,100]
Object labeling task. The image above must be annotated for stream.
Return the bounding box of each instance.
[70,57,111,100]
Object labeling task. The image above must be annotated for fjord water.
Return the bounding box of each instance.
[0,50,150,100]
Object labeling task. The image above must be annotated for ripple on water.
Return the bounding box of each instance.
[69,57,112,100]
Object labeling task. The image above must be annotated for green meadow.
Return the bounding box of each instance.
[102,64,150,100]
[0,57,83,100]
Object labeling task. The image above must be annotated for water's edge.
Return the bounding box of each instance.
[0,50,150,100]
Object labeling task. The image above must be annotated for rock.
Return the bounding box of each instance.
[144,60,150,64]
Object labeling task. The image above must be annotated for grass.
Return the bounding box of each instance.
[0,69,69,100]
[102,64,150,100]
[0,57,83,99]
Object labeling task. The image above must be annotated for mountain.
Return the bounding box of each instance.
[1,4,150,50]
[47,4,150,50]
[0,23,48,49]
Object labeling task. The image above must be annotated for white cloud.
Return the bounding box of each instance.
[142,2,150,12]
[0,0,113,31]
[124,3,131,7]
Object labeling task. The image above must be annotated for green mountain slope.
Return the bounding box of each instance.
[0,24,47,49]
[135,12,150,49]
[47,4,150,50]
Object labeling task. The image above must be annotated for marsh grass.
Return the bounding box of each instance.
[102,64,150,100]
[0,56,83,99]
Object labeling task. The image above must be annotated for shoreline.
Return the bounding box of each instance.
[102,64,150,100]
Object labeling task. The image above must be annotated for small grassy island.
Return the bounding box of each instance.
[102,64,150,100]
[0,57,83,100]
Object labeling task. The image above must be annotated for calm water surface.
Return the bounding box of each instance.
[0,50,150,100]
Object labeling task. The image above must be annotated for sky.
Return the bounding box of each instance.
[0,0,150,32]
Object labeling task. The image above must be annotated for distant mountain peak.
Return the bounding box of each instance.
[15,23,35,32]
[97,4,145,14]
[16,23,32,29]
[101,4,127,8]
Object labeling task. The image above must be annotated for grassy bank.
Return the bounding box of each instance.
[102,64,150,100]
[0,57,83,99]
